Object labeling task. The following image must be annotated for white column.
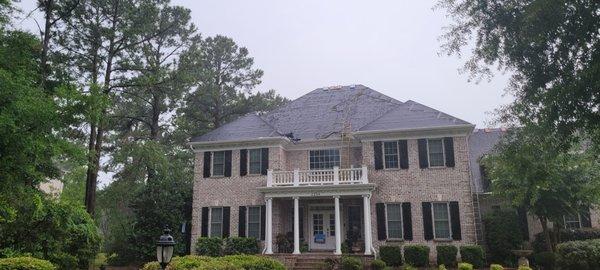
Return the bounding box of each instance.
[363,194,373,255]
[267,169,273,187]
[334,196,342,255]
[293,169,299,187]
[265,198,273,254]
[293,197,301,254]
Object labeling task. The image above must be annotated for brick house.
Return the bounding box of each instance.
[189,84,480,260]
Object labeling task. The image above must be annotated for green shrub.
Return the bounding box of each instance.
[403,266,417,270]
[223,237,260,255]
[195,237,223,257]
[141,261,160,270]
[458,262,473,270]
[439,264,447,270]
[0,257,56,270]
[403,244,430,267]
[371,259,386,270]
[517,267,532,270]
[532,251,556,270]
[142,255,283,270]
[436,245,458,267]
[340,256,362,270]
[460,245,485,269]
[560,227,600,242]
[379,245,403,266]
[483,210,523,265]
[556,239,600,270]
[220,255,285,270]
[490,264,504,270]
[169,255,213,269]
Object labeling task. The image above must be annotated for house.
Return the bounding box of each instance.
[189,84,479,261]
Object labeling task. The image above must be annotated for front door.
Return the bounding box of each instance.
[309,210,336,250]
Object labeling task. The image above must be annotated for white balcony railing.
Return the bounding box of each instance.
[267,166,368,187]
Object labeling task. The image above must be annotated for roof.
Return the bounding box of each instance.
[468,128,506,193]
[191,84,473,142]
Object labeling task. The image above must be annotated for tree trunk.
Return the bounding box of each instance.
[40,0,53,90]
[539,216,554,252]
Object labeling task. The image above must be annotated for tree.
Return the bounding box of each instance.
[438,0,600,145]
[482,125,600,251]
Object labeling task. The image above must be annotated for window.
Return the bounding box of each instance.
[386,203,403,239]
[247,206,261,238]
[427,139,445,167]
[383,141,399,169]
[248,149,262,175]
[212,151,226,176]
[564,213,582,230]
[309,149,340,170]
[432,202,451,239]
[329,215,335,236]
[209,207,223,237]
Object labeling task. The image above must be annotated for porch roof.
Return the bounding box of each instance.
[257,183,375,198]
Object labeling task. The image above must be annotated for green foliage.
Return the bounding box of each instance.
[195,237,223,257]
[483,210,523,264]
[403,266,417,270]
[517,267,532,270]
[438,264,447,270]
[371,259,386,270]
[490,264,504,270]
[556,239,600,270]
[532,251,556,270]
[340,256,362,270]
[0,257,56,270]
[458,262,473,270]
[561,228,600,242]
[223,237,260,255]
[403,244,429,267]
[220,255,285,270]
[436,245,458,267]
[379,245,403,266]
[144,255,284,270]
[141,261,160,270]
[460,245,485,269]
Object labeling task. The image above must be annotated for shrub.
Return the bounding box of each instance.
[439,264,447,270]
[458,262,473,270]
[223,237,260,255]
[532,251,556,270]
[483,210,523,264]
[0,257,56,270]
[169,255,213,269]
[195,237,223,257]
[436,245,458,267]
[141,261,160,270]
[220,255,285,270]
[460,245,485,269]
[379,245,403,266]
[556,239,600,270]
[403,266,417,270]
[517,267,532,270]
[142,255,283,270]
[490,264,504,270]
[403,244,430,267]
[371,259,386,270]
[560,227,600,242]
[340,256,362,270]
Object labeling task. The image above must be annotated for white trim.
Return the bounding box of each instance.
[431,202,452,240]
[426,138,446,168]
[385,203,404,240]
[258,183,375,198]
[354,125,474,141]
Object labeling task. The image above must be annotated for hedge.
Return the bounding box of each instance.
[379,245,402,266]
[460,245,485,269]
[532,251,556,270]
[223,237,260,255]
[371,259,386,270]
[436,245,458,267]
[340,256,362,270]
[404,244,429,267]
[0,257,56,270]
[482,210,523,265]
[556,239,600,270]
[142,255,284,270]
[490,264,504,270]
[195,237,223,257]
[561,228,600,242]
[458,262,473,270]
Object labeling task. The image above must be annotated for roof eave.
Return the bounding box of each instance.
[188,136,291,151]
[353,124,475,141]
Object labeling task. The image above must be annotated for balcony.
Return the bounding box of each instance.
[266,166,368,187]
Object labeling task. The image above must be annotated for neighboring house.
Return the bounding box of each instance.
[189,85,478,260]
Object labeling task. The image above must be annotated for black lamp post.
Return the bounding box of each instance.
[156,226,175,270]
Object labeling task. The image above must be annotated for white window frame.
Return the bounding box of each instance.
[385,203,404,240]
[563,213,582,230]
[431,202,452,240]
[247,149,263,175]
[246,206,262,239]
[427,139,446,167]
[208,207,224,237]
[309,149,341,170]
[382,141,400,169]
[211,151,226,177]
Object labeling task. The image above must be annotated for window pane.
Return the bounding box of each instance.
[248,223,260,238]
[428,140,444,167]
[210,208,223,237]
[384,141,399,169]
[434,220,450,239]
[432,203,450,239]
[249,149,262,174]
[386,204,402,221]
[564,213,581,229]
[212,151,226,176]
[388,221,403,238]
[309,149,340,170]
[386,204,403,239]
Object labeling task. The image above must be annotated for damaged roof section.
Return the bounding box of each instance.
[190,84,473,142]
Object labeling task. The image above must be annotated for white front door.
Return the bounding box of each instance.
[309,210,336,250]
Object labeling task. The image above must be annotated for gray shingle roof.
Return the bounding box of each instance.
[190,84,473,142]
[468,128,506,193]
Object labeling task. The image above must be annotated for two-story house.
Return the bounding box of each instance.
[189,85,478,260]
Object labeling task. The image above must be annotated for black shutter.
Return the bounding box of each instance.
[581,209,592,228]
[201,207,209,237]
[260,205,266,240]
[376,203,387,240]
[402,202,413,240]
[422,202,433,240]
[399,140,409,169]
[240,149,248,176]
[299,207,304,239]
[238,206,247,237]
[374,141,383,170]
[223,207,230,238]
[444,137,455,167]
[203,152,211,178]
[517,207,530,240]
[261,148,269,175]
[418,139,429,169]
[224,150,232,177]
[449,202,461,240]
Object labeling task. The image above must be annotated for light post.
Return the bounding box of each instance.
[156,227,175,270]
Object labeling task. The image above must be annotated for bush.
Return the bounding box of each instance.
[436,245,458,267]
[460,245,485,269]
[438,264,447,270]
[458,262,473,270]
[483,210,523,264]
[404,266,417,270]
[0,257,56,270]
[220,255,285,270]
[169,255,213,269]
[371,259,386,270]
[141,261,160,270]
[556,239,600,270]
[532,251,556,270]
[403,245,430,267]
[517,267,532,270]
[142,255,284,270]
[340,256,362,270]
[490,264,504,270]
[195,237,223,257]
[379,245,403,266]
[560,227,600,242]
[223,237,260,255]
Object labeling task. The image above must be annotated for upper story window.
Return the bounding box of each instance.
[209,207,223,237]
[427,139,445,167]
[309,149,340,170]
[383,141,399,169]
[432,202,451,239]
[248,149,262,175]
[212,151,226,176]
[564,213,582,230]
[386,203,403,239]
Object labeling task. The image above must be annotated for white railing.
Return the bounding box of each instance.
[266,166,368,187]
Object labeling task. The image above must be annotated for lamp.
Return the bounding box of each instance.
[156,226,175,270]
